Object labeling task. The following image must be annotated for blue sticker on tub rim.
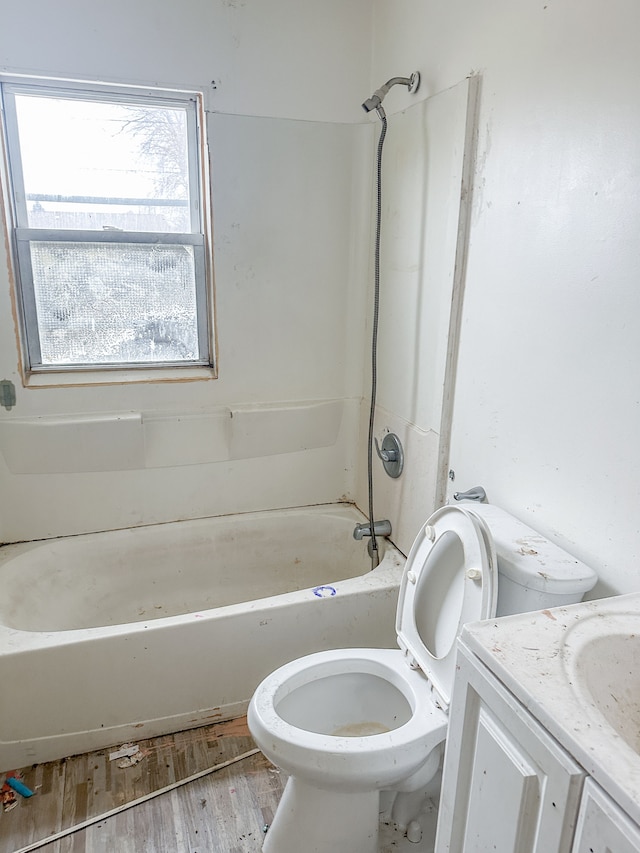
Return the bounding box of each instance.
[313,585,337,598]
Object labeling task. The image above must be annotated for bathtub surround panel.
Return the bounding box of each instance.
[374,80,474,431]
[145,399,347,469]
[0,412,145,474]
[0,400,360,542]
[0,399,344,475]
[143,409,232,468]
[356,78,477,554]
[228,400,343,462]
[358,402,441,557]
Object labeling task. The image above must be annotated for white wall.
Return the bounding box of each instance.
[0,2,374,541]
[371,0,640,596]
[0,0,372,123]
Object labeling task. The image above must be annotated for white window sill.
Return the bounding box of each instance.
[23,365,217,389]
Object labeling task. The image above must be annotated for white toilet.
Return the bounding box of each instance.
[248,501,597,853]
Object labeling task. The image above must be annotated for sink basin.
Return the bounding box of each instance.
[563,613,640,754]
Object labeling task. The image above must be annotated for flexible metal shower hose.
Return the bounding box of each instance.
[367,112,387,567]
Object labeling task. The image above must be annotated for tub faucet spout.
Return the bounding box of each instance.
[353,519,392,541]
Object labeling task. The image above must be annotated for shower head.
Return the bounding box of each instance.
[361,71,420,114]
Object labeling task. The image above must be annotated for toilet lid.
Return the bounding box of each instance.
[396,505,497,710]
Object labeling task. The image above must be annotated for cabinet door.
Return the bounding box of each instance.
[435,644,584,853]
[572,779,640,853]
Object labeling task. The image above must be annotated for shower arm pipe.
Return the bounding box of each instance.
[373,76,413,100]
[361,71,420,114]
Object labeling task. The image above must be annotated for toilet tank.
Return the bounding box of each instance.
[462,502,598,617]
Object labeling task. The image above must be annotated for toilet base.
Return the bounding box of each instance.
[380,798,440,853]
[264,776,379,853]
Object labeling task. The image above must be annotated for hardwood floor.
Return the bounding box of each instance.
[0,718,286,853]
[0,718,437,852]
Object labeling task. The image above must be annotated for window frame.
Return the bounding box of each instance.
[0,76,215,379]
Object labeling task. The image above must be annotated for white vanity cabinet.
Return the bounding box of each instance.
[435,642,584,853]
[572,779,640,853]
[435,600,640,853]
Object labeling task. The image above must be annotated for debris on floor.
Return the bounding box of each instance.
[2,771,34,811]
[6,775,34,798]
[117,750,147,768]
[2,782,17,812]
[108,743,147,768]
[109,743,139,762]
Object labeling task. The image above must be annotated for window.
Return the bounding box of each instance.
[0,79,213,374]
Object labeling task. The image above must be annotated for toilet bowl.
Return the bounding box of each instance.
[248,501,597,853]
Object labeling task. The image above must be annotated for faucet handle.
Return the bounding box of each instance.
[374,434,404,479]
[374,437,397,462]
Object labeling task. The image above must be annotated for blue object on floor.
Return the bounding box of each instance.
[7,777,33,798]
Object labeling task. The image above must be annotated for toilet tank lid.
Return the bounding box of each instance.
[462,502,598,595]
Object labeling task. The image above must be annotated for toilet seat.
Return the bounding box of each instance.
[396,505,497,710]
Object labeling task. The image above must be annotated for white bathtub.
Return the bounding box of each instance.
[0,504,404,771]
